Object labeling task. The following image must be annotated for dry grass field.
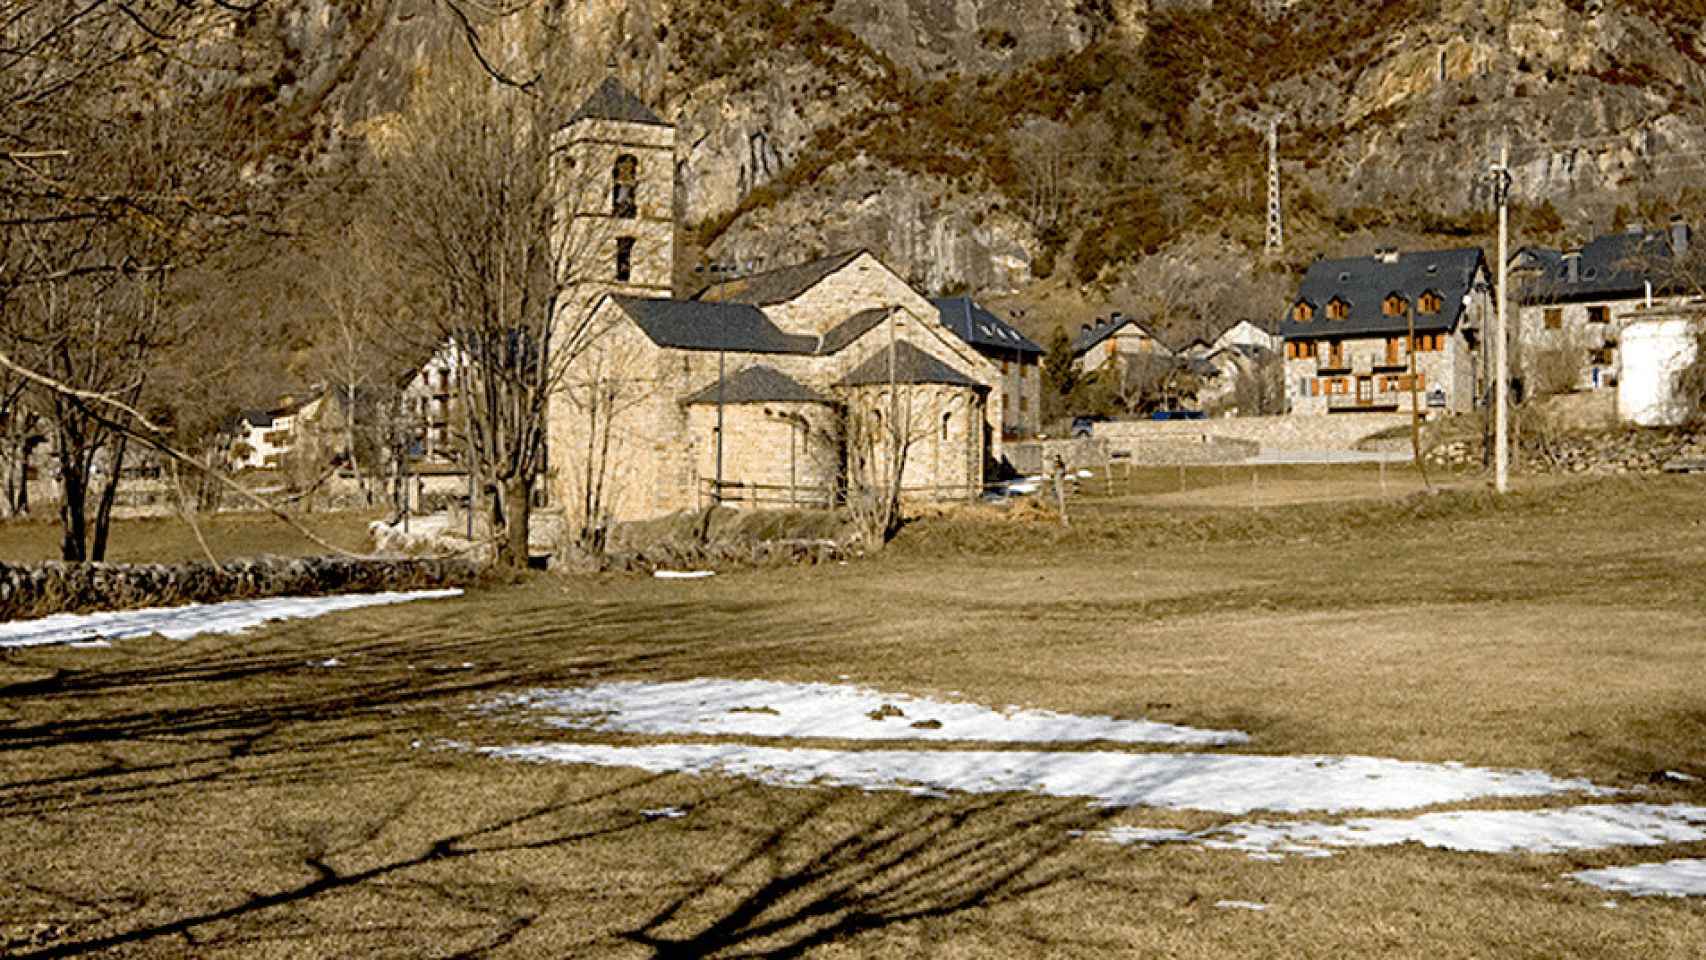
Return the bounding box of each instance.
[3,469,1706,957]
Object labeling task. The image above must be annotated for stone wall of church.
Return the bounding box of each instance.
[685,401,842,509]
[762,253,934,337]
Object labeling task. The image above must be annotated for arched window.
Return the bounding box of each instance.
[612,154,638,219]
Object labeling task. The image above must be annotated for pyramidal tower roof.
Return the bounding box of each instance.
[565,76,668,128]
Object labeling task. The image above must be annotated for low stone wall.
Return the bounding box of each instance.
[1006,439,1108,475]
[0,556,483,622]
[1094,413,1412,456]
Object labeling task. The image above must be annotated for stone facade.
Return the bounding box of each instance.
[685,399,841,508]
[1283,330,1474,418]
[988,351,1041,437]
[1075,320,1171,372]
[1514,296,1688,394]
[553,109,676,320]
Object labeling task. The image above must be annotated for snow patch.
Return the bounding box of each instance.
[469,742,1609,815]
[1214,900,1268,911]
[1088,804,1706,859]
[0,590,464,649]
[653,570,715,580]
[484,679,1249,747]
[1573,859,1706,898]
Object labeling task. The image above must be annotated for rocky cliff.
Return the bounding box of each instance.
[252,0,1706,307]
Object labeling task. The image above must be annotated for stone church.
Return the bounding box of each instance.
[547,78,1002,528]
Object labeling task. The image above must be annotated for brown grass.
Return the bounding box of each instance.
[4,472,1706,956]
[0,510,382,565]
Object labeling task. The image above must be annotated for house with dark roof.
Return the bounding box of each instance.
[1281,247,1492,416]
[1070,313,1175,371]
[546,81,1002,525]
[930,296,1042,437]
[227,393,323,471]
[1510,218,1694,393]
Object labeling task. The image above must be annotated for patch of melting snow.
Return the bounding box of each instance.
[642,807,687,820]
[0,589,464,650]
[1214,900,1268,912]
[483,679,1249,747]
[1573,859,1706,898]
[654,570,715,580]
[1087,804,1706,859]
[469,743,1609,815]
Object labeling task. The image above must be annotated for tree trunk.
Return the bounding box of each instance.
[493,474,532,569]
[90,431,130,562]
[58,456,87,562]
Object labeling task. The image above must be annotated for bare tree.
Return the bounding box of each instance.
[1227,350,1285,416]
[358,18,608,569]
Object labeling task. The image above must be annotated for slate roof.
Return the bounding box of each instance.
[566,76,668,128]
[1512,226,1688,304]
[1281,247,1486,340]
[612,297,817,354]
[682,365,829,406]
[930,296,1042,356]
[819,307,893,354]
[1071,315,1171,356]
[837,342,982,388]
[695,250,865,306]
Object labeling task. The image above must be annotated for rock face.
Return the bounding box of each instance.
[259,0,1706,296]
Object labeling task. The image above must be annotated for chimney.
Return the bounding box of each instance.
[1671,215,1689,257]
[1080,323,1091,335]
[1563,250,1581,284]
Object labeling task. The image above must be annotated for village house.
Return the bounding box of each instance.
[930,296,1042,437]
[1070,313,1174,371]
[1212,318,1281,354]
[228,394,321,471]
[547,79,1002,528]
[1281,247,1492,416]
[1510,218,1694,394]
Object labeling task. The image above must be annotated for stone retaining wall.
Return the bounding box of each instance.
[1094,413,1412,455]
[0,556,483,622]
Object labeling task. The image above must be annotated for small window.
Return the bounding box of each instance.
[1019,395,1029,412]
[1418,291,1442,315]
[1292,302,1314,323]
[615,237,635,282]
[1002,359,1011,375]
[1383,295,1408,317]
[941,412,952,439]
[1588,305,1609,323]
[612,154,639,219]
[1544,308,1563,330]
[1326,298,1350,320]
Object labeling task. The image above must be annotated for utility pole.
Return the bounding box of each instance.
[1492,141,1511,494]
[714,348,725,506]
[1265,116,1284,256]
